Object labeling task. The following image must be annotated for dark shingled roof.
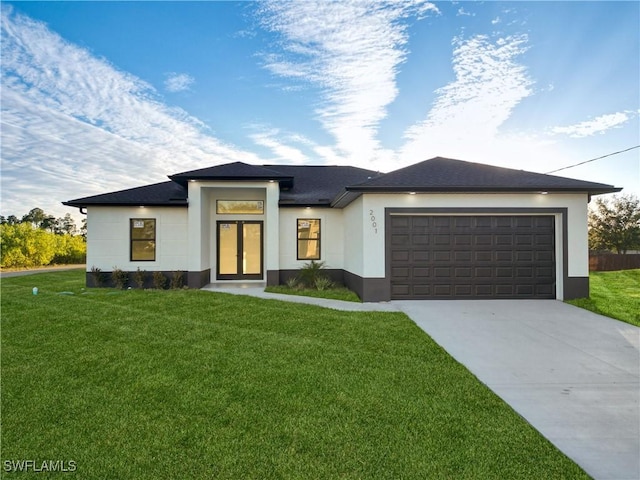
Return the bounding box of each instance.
[347,157,621,194]
[63,157,620,209]
[63,181,187,208]
[169,162,293,186]
[265,165,379,206]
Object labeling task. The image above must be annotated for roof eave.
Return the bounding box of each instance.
[62,201,188,208]
[345,186,622,195]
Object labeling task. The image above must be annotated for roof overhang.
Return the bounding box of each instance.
[332,185,623,208]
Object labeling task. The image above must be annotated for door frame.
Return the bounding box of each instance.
[216,220,264,280]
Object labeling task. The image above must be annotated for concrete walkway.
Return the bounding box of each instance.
[203,285,639,480]
[201,283,400,312]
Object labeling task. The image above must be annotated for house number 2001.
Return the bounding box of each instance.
[369,209,378,234]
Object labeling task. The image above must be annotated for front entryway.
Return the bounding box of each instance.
[216,221,263,280]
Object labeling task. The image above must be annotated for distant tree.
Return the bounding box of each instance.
[54,213,78,235]
[588,194,640,254]
[6,215,20,225]
[80,218,87,240]
[21,208,47,227]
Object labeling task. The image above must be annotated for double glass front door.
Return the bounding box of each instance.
[217,221,263,280]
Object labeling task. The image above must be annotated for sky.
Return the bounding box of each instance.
[1,0,639,223]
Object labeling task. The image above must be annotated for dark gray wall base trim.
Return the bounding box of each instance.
[188,269,211,289]
[343,271,390,302]
[564,277,589,300]
[85,270,192,289]
[266,270,279,286]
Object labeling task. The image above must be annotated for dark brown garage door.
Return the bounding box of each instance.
[390,215,555,299]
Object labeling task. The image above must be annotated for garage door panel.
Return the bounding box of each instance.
[434,251,451,261]
[391,234,409,245]
[391,250,409,262]
[390,215,556,299]
[454,251,472,261]
[412,250,429,261]
[413,267,430,277]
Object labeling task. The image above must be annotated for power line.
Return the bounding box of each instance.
[545,145,640,174]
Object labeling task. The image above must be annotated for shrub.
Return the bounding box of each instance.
[286,276,300,289]
[314,276,334,291]
[51,234,86,264]
[0,223,56,268]
[133,268,146,288]
[298,260,328,288]
[111,268,128,289]
[170,271,185,289]
[90,266,104,287]
[152,271,167,290]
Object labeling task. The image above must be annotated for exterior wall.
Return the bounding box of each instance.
[86,206,188,272]
[342,196,365,275]
[278,207,345,271]
[347,192,589,301]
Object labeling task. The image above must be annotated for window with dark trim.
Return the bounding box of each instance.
[297,219,320,260]
[130,219,156,261]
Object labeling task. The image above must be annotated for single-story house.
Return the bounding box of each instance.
[64,157,620,301]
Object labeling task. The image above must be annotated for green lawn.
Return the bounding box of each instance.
[1,271,588,479]
[567,269,640,327]
[264,284,361,302]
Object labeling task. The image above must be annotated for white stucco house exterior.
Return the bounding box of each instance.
[64,157,620,301]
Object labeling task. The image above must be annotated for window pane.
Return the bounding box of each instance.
[298,239,319,260]
[131,219,156,261]
[217,200,264,214]
[131,219,155,239]
[132,241,156,261]
[218,223,238,275]
[297,219,320,260]
[243,223,262,274]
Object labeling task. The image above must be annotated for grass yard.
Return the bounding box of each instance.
[568,269,640,327]
[264,284,361,302]
[1,271,588,479]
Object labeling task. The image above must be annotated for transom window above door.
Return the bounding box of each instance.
[216,200,264,215]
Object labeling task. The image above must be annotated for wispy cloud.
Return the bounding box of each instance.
[457,7,474,17]
[249,127,310,164]
[164,72,194,92]
[550,112,631,138]
[400,33,533,164]
[0,7,257,218]
[255,0,439,166]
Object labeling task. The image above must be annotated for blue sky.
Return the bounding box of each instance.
[1,1,638,221]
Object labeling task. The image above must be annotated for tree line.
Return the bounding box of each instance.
[1,208,86,268]
[588,194,640,254]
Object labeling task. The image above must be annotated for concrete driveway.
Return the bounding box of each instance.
[394,300,639,480]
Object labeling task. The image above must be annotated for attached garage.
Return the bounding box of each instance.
[389,214,556,299]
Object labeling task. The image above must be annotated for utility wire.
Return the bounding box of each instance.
[545,145,640,174]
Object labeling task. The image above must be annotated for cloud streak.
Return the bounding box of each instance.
[400,33,533,164]
[0,7,258,218]
[550,112,631,138]
[256,0,439,166]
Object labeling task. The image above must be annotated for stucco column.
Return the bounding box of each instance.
[265,181,280,285]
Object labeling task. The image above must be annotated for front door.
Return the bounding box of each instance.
[216,221,263,280]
